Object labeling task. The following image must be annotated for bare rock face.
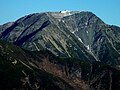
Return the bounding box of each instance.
[0,11,120,66]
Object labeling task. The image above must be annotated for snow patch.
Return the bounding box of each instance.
[85,22,88,26]
[75,35,83,43]
[72,31,75,34]
[60,10,70,13]
[76,28,78,32]
[86,45,90,50]
[68,13,72,15]
[58,19,61,22]
[62,20,65,23]
[60,10,72,16]
[86,31,88,34]
[78,37,83,43]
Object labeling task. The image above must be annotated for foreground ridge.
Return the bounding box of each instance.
[0,40,120,90]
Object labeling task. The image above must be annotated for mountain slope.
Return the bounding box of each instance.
[0,40,75,90]
[0,40,120,90]
[0,11,120,66]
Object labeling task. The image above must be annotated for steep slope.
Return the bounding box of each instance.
[0,11,120,66]
[61,11,120,66]
[0,40,75,90]
[0,40,120,90]
[0,12,97,61]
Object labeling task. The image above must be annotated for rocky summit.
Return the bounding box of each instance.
[0,11,120,90]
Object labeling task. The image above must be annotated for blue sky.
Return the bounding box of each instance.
[0,0,120,26]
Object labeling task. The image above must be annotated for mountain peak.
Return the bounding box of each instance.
[47,11,80,19]
[0,11,120,66]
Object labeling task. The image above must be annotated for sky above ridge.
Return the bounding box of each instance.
[0,0,120,26]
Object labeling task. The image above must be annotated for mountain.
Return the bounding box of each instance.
[0,40,120,90]
[0,11,120,66]
[0,11,120,90]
